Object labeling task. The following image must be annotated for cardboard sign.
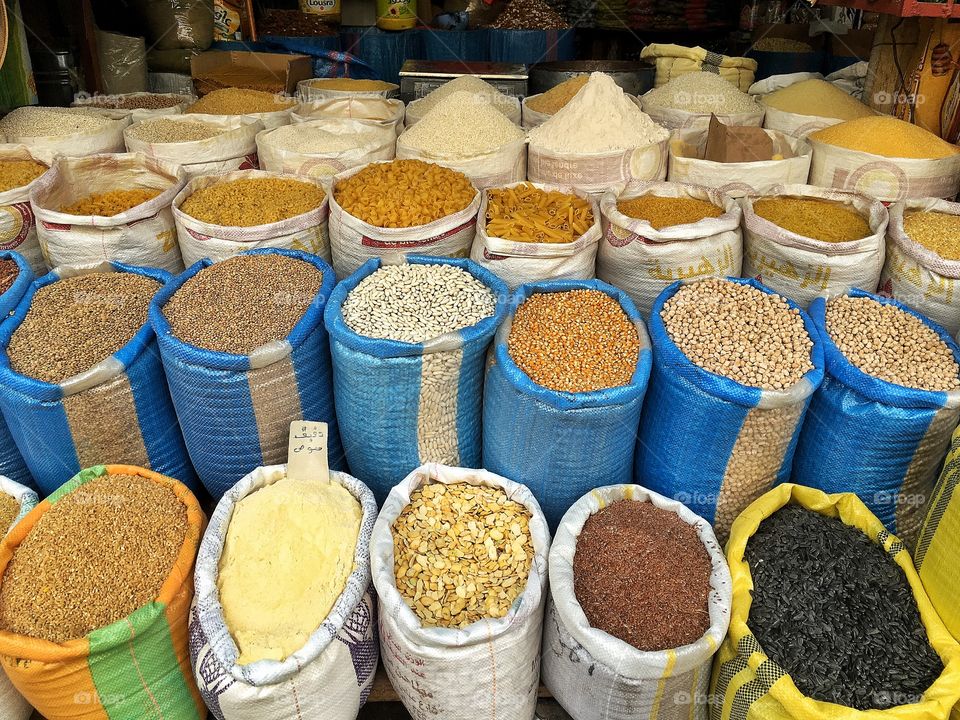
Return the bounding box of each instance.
[704,114,777,163]
[287,420,330,483]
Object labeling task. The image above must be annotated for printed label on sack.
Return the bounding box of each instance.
[287,420,330,482]
[360,218,476,249]
[40,220,72,232]
[745,246,832,291]
[646,244,738,283]
[0,203,33,249]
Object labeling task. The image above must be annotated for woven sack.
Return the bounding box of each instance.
[292,97,405,136]
[2,112,128,164]
[0,252,33,489]
[0,146,49,274]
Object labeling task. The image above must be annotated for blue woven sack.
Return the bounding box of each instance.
[325,255,509,503]
[150,248,343,499]
[792,289,960,549]
[0,251,33,488]
[0,261,196,495]
[482,279,652,530]
[635,277,824,540]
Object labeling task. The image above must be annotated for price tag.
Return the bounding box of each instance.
[287,420,329,483]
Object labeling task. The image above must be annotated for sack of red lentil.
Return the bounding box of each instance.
[189,464,379,720]
[482,280,652,529]
[528,138,669,197]
[371,463,551,720]
[471,182,602,289]
[712,482,960,720]
[0,107,129,164]
[0,463,206,720]
[0,146,50,274]
[878,198,960,337]
[741,184,887,308]
[0,252,34,490]
[293,97,406,136]
[324,255,508,503]
[150,248,343,499]
[30,152,187,273]
[172,169,331,267]
[0,261,197,495]
[792,290,960,549]
[596,181,743,318]
[543,483,731,720]
[124,114,262,179]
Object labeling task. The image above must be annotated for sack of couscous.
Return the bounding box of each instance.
[640,44,757,91]
[292,97,405,136]
[0,146,50,274]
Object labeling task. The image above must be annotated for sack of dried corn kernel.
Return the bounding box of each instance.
[597,181,743,318]
[0,262,197,495]
[293,97,406,137]
[371,463,551,720]
[0,146,49,275]
[30,152,187,273]
[189,464,379,720]
[741,184,887,309]
[878,198,960,338]
[0,252,33,490]
[543,483,731,720]
[483,280,652,530]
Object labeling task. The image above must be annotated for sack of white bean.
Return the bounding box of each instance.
[371,463,551,720]
[189,465,379,720]
[792,290,960,549]
[0,252,33,489]
[0,146,50,274]
[635,277,824,541]
[324,255,508,503]
[543,484,731,720]
[482,280,652,530]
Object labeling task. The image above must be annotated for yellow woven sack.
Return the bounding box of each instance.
[640,44,757,92]
[711,483,960,720]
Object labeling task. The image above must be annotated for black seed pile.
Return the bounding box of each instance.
[745,505,943,711]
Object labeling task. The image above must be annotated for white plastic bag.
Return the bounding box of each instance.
[293,97,405,136]
[741,184,887,308]
[371,463,551,720]
[596,181,743,317]
[406,95,522,127]
[327,162,481,278]
[639,95,765,130]
[72,92,194,122]
[528,139,669,197]
[471,182,601,289]
[125,114,263,179]
[0,145,49,274]
[173,170,330,267]
[190,465,379,720]
[30,152,186,272]
[5,112,129,164]
[396,136,526,190]
[668,128,811,196]
[297,78,400,100]
[542,483,732,720]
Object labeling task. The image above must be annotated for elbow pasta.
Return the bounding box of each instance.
[485,183,593,244]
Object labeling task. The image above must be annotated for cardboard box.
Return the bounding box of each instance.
[190,51,312,96]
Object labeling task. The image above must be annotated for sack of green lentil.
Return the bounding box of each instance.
[712,482,960,720]
[741,184,887,308]
[0,261,197,495]
[124,114,263,179]
[324,255,508,503]
[371,462,551,720]
[543,483,731,720]
[483,280,652,530]
[596,181,743,318]
[0,146,50,274]
[878,198,960,337]
[293,97,406,136]
[173,169,331,267]
[792,290,960,549]
[30,152,187,273]
[0,106,130,164]
[189,464,379,720]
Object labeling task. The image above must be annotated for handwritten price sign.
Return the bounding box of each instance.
[287,420,330,483]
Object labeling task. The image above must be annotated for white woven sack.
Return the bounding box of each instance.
[542,483,732,720]
[190,465,379,720]
[124,114,263,179]
[327,162,481,278]
[232,108,294,131]
[0,145,50,274]
[878,198,960,336]
[31,152,186,272]
[297,78,400,101]
[471,182,601,290]
[529,139,669,197]
[5,112,129,164]
[597,181,742,317]
[762,105,844,139]
[747,72,822,95]
[72,92,194,123]
[256,118,396,187]
[406,95,522,127]
[639,96,765,131]
[292,98,406,136]
[396,136,526,191]
[808,139,960,202]
[371,463,551,720]
[173,169,330,267]
[741,183,887,308]
[668,128,811,197]
[521,95,552,129]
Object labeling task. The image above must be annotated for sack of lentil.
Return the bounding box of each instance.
[635,277,824,541]
[878,198,960,337]
[543,483,731,720]
[640,44,757,91]
[72,92,194,123]
[0,107,130,164]
[293,97,406,136]
[711,482,960,720]
[0,147,50,275]
[297,77,400,100]
[667,128,812,197]
[0,261,197,495]
[124,114,263,179]
[741,184,887,308]
[596,181,743,318]
[371,462,551,720]
[792,290,960,549]
[325,255,508,503]
[30,152,187,273]
[189,464,379,720]
[0,463,206,720]
[173,169,330,267]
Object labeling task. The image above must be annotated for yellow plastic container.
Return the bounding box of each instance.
[377,0,417,30]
